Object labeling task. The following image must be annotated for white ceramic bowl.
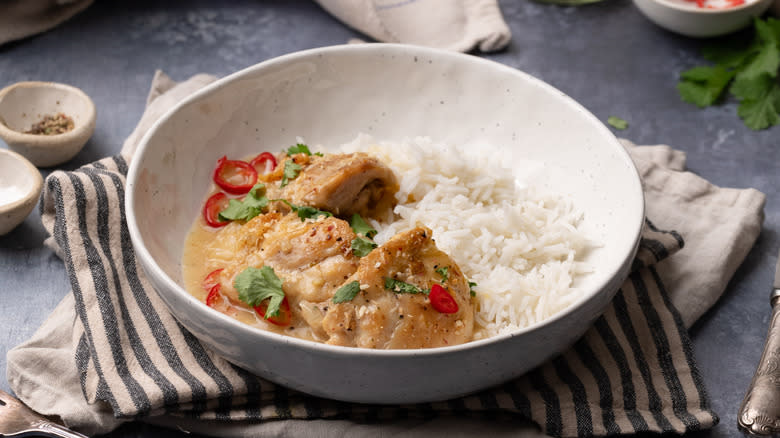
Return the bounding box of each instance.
[0,81,96,167]
[127,44,644,404]
[634,0,772,37]
[0,148,43,236]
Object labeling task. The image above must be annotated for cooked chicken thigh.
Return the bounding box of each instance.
[263,152,399,220]
[205,212,359,315]
[321,227,475,349]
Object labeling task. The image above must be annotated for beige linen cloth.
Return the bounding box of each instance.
[5,71,766,437]
[0,0,511,52]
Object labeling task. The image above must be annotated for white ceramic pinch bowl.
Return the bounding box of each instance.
[0,81,96,167]
[633,0,772,37]
[0,148,43,236]
[127,44,644,404]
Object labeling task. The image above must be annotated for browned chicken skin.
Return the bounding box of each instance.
[322,226,475,349]
[263,152,399,220]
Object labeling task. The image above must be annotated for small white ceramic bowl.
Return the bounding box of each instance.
[0,81,96,167]
[0,148,43,236]
[127,44,644,404]
[634,0,772,37]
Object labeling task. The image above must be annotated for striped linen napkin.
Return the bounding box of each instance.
[6,72,765,437]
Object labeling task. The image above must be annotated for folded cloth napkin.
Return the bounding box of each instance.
[0,0,511,53]
[0,0,92,46]
[314,0,511,52]
[6,71,765,437]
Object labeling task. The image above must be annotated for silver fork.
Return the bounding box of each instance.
[0,389,87,438]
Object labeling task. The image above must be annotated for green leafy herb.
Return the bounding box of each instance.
[287,143,312,156]
[435,266,449,283]
[218,183,269,222]
[607,116,628,130]
[275,199,333,221]
[234,266,285,318]
[468,281,477,297]
[677,17,780,130]
[349,214,377,238]
[384,277,427,295]
[280,160,302,188]
[351,237,377,257]
[333,281,361,303]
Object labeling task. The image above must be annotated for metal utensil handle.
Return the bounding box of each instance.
[738,292,780,435]
[6,421,89,438]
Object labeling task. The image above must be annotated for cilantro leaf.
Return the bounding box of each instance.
[731,73,775,101]
[218,183,269,222]
[435,266,449,283]
[333,281,361,303]
[736,42,779,80]
[234,266,285,318]
[275,199,333,221]
[287,143,312,156]
[349,214,377,238]
[737,82,780,130]
[351,237,377,257]
[468,281,477,297]
[280,160,302,188]
[384,277,426,295]
[607,116,628,130]
[677,66,736,107]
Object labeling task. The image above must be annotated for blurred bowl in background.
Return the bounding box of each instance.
[633,0,772,37]
[0,148,42,236]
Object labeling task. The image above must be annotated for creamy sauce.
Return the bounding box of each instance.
[182,210,320,341]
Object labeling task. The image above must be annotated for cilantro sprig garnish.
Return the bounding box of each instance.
[280,160,302,187]
[435,266,449,283]
[234,266,285,318]
[384,277,428,295]
[275,199,333,221]
[677,17,780,130]
[351,237,377,257]
[349,214,377,238]
[218,183,269,222]
[286,143,324,157]
[468,281,477,298]
[333,281,361,303]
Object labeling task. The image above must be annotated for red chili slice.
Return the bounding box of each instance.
[205,284,221,307]
[203,192,230,228]
[254,296,292,326]
[213,156,258,194]
[250,152,278,174]
[202,268,224,290]
[429,284,459,314]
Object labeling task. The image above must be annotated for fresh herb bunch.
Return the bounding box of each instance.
[677,17,780,130]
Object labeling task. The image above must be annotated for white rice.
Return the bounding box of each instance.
[337,134,593,340]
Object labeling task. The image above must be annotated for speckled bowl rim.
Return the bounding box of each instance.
[127,43,645,358]
[0,81,97,147]
[648,0,770,14]
[0,148,43,215]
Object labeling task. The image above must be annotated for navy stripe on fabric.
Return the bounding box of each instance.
[501,380,533,419]
[529,368,563,437]
[573,337,620,436]
[229,363,263,419]
[49,176,123,416]
[633,270,703,431]
[67,172,152,414]
[649,267,717,425]
[85,169,181,409]
[177,326,235,419]
[612,284,673,432]
[94,165,211,414]
[645,219,684,249]
[552,355,593,437]
[593,312,649,432]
